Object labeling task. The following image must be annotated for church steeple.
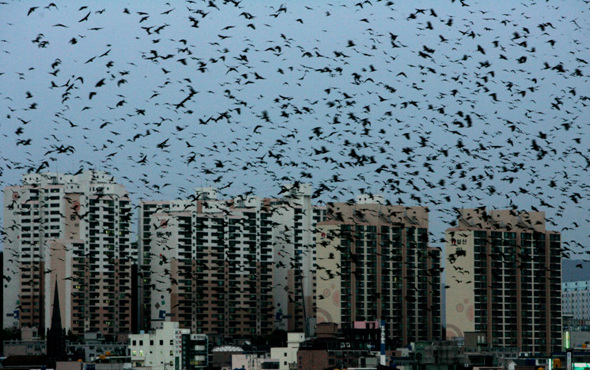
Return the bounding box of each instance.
[47,279,66,367]
[50,280,62,330]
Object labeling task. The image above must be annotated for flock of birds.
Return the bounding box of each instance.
[0,0,589,264]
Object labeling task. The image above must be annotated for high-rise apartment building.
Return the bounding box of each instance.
[315,195,442,347]
[3,171,133,338]
[445,208,562,354]
[562,281,590,323]
[137,196,196,333]
[137,184,326,338]
[268,184,327,334]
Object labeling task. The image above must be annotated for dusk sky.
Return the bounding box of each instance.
[1,1,589,258]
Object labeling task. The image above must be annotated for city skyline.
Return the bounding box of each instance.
[4,171,443,343]
[3,171,567,333]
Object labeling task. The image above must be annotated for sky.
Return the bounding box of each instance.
[1,0,589,260]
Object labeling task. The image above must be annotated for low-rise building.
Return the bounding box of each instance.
[68,332,129,363]
[231,353,279,370]
[210,345,244,369]
[296,323,372,370]
[3,340,46,356]
[3,327,45,356]
[181,334,208,370]
[563,281,590,324]
[129,322,208,370]
[269,332,305,370]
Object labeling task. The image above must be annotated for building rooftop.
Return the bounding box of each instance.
[211,345,244,353]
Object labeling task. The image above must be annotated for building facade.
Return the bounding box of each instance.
[563,281,590,323]
[315,195,442,347]
[231,353,279,370]
[137,197,196,333]
[269,332,305,370]
[3,171,133,337]
[296,322,373,370]
[445,208,562,354]
[137,184,326,339]
[128,321,206,369]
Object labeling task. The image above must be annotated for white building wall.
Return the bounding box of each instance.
[129,322,190,368]
[269,332,305,370]
[563,281,590,321]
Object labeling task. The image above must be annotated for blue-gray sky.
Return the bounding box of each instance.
[1,1,589,258]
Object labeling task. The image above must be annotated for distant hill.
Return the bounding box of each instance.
[562,260,590,282]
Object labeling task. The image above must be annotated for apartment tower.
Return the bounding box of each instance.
[3,171,133,338]
[562,280,590,324]
[315,195,442,347]
[445,208,561,354]
[137,184,326,338]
